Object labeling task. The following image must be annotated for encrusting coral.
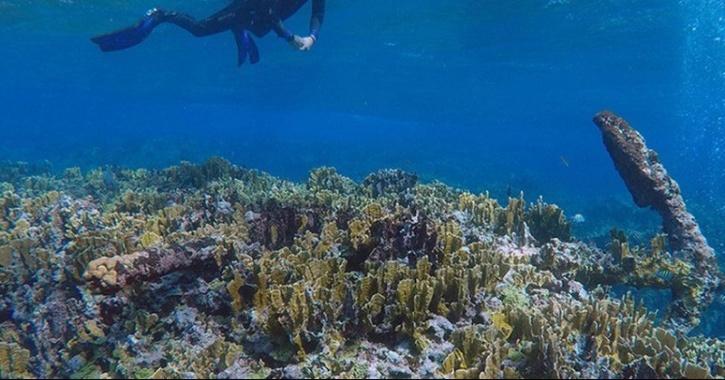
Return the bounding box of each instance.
[0,156,722,379]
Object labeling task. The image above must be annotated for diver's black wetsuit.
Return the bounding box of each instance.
[91,0,325,65]
[162,0,325,41]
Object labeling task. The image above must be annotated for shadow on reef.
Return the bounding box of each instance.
[0,154,723,379]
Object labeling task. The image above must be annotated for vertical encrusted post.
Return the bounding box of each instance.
[593,110,720,329]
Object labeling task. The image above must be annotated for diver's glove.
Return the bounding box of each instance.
[299,35,315,51]
[289,35,315,51]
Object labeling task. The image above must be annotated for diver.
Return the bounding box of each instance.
[91,0,325,66]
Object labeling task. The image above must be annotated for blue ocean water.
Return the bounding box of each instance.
[1,0,724,332]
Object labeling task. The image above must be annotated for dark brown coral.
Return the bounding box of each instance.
[84,241,219,294]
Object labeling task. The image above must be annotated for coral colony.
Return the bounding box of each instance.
[0,113,722,378]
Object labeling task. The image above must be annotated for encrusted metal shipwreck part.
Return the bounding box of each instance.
[593,110,721,329]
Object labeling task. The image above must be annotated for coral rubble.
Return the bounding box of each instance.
[594,111,721,330]
[0,157,722,379]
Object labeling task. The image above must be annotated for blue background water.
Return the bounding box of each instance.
[1,1,723,333]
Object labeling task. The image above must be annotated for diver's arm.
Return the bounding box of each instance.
[309,0,325,41]
[272,19,294,42]
[290,0,325,51]
[275,0,325,51]
[273,19,307,50]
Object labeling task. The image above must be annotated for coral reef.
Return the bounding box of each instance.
[594,111,721,330]
[0,157,722,379]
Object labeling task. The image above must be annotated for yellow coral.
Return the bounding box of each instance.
[459,192,500,226]
[139,231,162,249]
[439,220,463,256]
[269,225,279,247]
[227,273,244,313]
[84,320,106,339]
[362,202,385,221]
[84,256,121,288]
[0,342,30,377]
[0,245,11,267]
[498,194,526,237]
[11,219,29,239]
[347,218,371,250]
[441,349,466,374]
[491,312,513,340]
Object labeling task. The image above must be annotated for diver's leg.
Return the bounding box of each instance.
[91,2,250,51]
[91,8,167,52]
[162,1,251,37]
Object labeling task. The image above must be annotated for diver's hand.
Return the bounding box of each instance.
[289,35,315,51]
[288,35,304,50]
[298,35,315,51]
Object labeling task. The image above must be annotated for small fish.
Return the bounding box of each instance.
[656,270,673,282]
[559,155,570,168]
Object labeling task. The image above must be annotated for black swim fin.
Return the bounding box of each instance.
[91,9,163,52]
[233,28,260,66]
